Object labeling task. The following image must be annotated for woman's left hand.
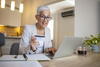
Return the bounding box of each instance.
[46,48,57,55]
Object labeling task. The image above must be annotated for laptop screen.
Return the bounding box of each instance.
[53,36,83,59]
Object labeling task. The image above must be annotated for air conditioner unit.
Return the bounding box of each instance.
[61,9,74,17]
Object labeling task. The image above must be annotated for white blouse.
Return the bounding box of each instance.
[19,24,52,54]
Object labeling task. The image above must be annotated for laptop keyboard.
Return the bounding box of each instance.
[44,53,54,59]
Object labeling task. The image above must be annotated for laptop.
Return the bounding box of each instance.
[46,36,83,59]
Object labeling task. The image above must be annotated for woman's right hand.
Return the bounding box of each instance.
[30,36,39,51]
[30,36,39,46]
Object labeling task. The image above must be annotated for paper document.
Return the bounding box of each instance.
[26,54,50,61]
[0,61,42,67]
[0,54,50,61]
[0,55,24,61]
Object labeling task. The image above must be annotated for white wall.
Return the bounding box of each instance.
[48,1,75,48]
[58,11,74,47]
[75,0,100,37]
[54,9,74,48]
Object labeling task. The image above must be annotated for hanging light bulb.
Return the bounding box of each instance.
[19,3,24,13]
[11,1,15,11]
[1,0,6,8]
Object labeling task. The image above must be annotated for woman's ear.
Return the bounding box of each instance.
[35,15,39,20]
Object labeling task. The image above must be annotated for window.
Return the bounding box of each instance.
[47,19,54,40]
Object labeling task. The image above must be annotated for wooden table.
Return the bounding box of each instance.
[40,52,100,67]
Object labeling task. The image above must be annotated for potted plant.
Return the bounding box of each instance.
[83,34,100,52]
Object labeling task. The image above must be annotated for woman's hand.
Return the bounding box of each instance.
[30,36,39,51]
[30,36,39,46]
[45,48,57,55]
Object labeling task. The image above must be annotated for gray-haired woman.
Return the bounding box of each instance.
[20,6,56,55]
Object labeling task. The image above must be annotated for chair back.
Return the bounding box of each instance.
[10,43,19,55]
[0,33,5,47]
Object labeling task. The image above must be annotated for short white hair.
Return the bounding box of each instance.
[37,6,50,15]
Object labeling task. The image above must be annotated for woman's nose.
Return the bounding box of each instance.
[43,18,48,22]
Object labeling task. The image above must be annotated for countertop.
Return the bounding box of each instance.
[5,36,21,39]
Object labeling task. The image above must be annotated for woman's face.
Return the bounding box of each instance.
[36,10,51,28]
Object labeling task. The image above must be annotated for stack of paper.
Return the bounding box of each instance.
[0,54,50,61]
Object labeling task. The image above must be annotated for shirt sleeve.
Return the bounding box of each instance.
[19,25,32,53]
[20,25,31,47]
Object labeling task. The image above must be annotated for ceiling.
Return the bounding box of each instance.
[4,0,64,8]
[48,0,75,13]
[1,0,74,12]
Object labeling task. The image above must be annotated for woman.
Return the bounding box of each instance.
[20,6,56,55]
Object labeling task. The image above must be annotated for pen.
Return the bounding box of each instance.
[23,54,28,61]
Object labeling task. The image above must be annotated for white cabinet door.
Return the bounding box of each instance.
[0,8,21,26]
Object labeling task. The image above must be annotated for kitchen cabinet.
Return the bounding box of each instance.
[0,8,21,26]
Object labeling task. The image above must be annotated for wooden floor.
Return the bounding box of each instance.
[40,52,100,67]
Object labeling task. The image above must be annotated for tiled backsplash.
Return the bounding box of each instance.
[0,26,23,36]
